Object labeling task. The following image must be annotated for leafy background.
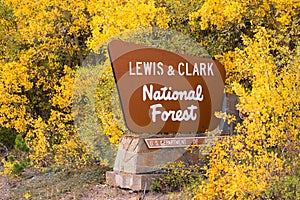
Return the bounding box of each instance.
[0,0,299,199]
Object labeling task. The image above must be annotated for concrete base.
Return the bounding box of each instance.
[106,134,207,191]
[113,134,204,174]
[106,171,159,191]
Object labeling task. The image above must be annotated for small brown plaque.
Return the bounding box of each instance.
[144,136,225,149]
[108,40,225,133]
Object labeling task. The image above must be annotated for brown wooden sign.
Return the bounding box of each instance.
[108,40,225,133]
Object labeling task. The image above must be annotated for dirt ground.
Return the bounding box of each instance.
[0,168,177,200]
[0,175,11,199]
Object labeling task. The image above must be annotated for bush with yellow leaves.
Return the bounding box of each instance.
[0,0,169,169]
[186,0,300,199]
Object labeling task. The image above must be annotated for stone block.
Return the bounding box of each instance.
[113,134,204,174]
[107,134,209,190]
[106,171,159,191]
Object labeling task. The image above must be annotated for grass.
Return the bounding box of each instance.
[9,165,111,199]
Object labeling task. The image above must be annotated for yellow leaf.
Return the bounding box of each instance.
[24,192,31,199]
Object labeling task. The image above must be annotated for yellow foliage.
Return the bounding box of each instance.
[192,2,299,197]
[0,62,31,133]
[51,66,75,110]
[1,1,299,198]
[100,111,123,144]
[23,192,31,199]
[0,158,15,176]
[189,0,300,30]
[0,0,170,168]
[96,64,124,144]
[87,0,169,49]
[215,111,236,125]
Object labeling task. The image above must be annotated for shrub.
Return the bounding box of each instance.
[152,161,204,194]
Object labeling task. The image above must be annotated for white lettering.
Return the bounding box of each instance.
[200,63,206,76]
[185,62,192,76]
[150,104,162,122]
[136,62,143,75]
[193,63,200,76]
[207,62,214,76]
[157,62,164,75]
[128,61,164,76]
[143,84,153,101]
[129,61,135,75]
[144,62,152,75]
[178,62,185,76]
[177,62,215,76]
[143,84,204,102]
[149,104,198,122]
